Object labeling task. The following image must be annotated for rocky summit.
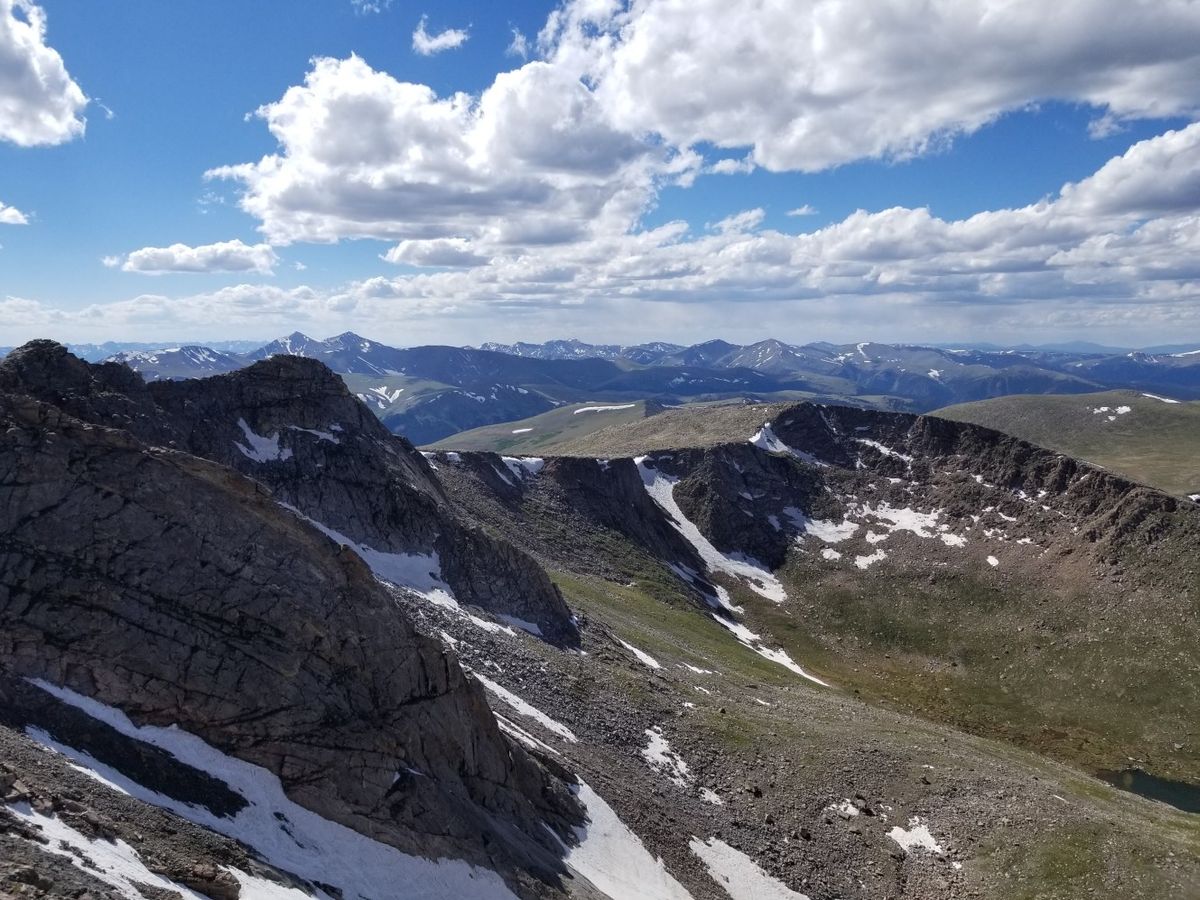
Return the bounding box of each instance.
[2,342,1199,900]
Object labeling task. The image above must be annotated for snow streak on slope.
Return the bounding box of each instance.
[749,424,827,467]
[279,505,517,636]
[24,680,520,900]
[574,404,637,414]
[556,782,695,900]
[689,836,811,900]
[618,638,662,669]
[710,616,829,687]
[471,672,579,743]
[636,456,786,602]
[7,803,210,899]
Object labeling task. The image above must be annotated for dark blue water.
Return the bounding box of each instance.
[1099,769,1200,814]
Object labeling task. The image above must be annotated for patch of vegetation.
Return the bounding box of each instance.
[935,390,1200,497]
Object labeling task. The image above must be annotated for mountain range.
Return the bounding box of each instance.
[1,340,1197,899]
[5,332,1200,445]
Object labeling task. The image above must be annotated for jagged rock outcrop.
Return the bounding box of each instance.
[0,349,586,890]
[0,342,577,645]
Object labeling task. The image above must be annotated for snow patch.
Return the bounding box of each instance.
[555,781,695,900]
[23,680,519,900]
[855,439,914,464]
[286,425,340,444]
[888,817,945,855]
[820,548,842,561]
[7,802,210,899]
[710,616,828,687]
[501,456,546,479]
[749,424,827,467]
[689,836,810,900]
[642,727,691,787]
[855,549,887,569]
[574,403,637,414]
[511,427,533,434]
[786,509,859,543]
[618,638,662,669]
[234,419,292,463]
[1142,393,1180,403]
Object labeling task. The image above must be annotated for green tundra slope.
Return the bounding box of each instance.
[935,390,1200,498]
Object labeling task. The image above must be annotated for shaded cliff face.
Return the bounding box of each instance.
[0,345,584,886]
[0,341,577,645]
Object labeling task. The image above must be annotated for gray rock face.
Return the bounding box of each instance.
[0,342,578,645]
[0,362,582,885]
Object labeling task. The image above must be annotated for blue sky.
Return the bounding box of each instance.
[2,0,1200,347]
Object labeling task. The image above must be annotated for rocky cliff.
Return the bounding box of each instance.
[0,344,585,894]
[0,341,577,645]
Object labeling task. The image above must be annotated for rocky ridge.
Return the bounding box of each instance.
[0,343,586,896]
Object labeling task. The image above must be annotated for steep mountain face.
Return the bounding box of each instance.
[430,401,1200,784]
[0,341,578,646]
[0,363,585,886]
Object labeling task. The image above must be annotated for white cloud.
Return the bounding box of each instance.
[0,200,27,224]
[208,55,684,249]
[0,0,87,146]
[542,0,1200,172]
[350,0,391,14]
[115,240,279,275]
[507,28,529,59]
[787,205,817,217]
[708,156,754,175]
[383,238,489,268]
[23,122,1200,346]
[411,15,469,55]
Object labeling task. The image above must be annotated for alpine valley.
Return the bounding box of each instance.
[1,339,1198,900]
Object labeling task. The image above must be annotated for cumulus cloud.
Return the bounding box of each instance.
[383,238,489,268]
[208,55,685,249]
[787,205,817,217]
[541,0,1200,172]
[411,15,469,55]
[0,0,87,146]
[19,122,1194,345]
[114,240,279,275]
[0,200,27,224]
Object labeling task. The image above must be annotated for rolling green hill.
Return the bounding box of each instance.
[427,399,657,452]
[935,390,1200,498]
